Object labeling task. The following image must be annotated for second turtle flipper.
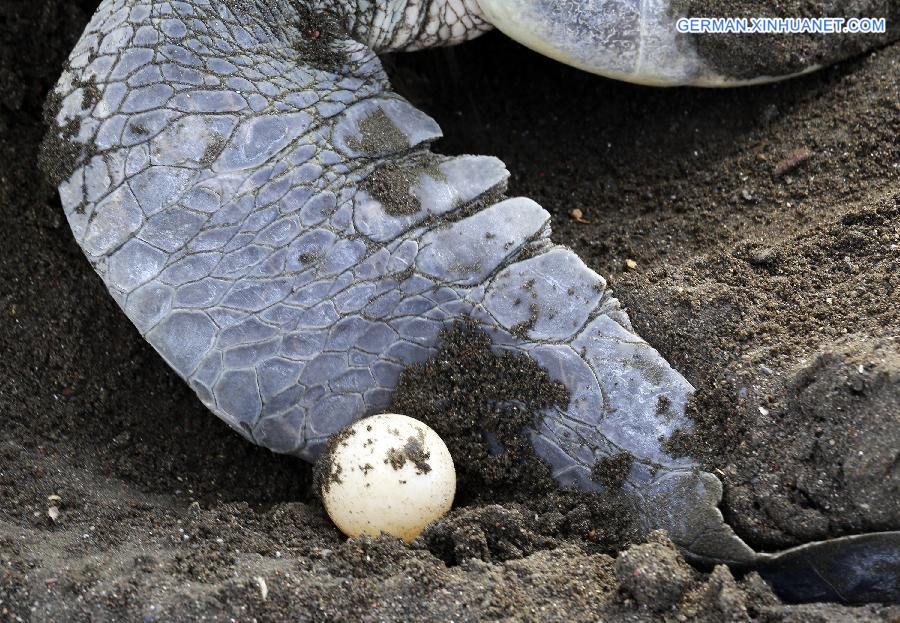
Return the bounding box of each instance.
[724,532,900,604]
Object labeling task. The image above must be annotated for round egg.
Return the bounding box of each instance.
[316,413,456,542]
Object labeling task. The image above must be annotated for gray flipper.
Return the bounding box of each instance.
[746,532,900,604]
[45,0,754,564]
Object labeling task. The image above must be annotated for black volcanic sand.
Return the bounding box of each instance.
[2,0,899,620]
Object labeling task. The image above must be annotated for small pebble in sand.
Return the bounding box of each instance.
[569,208,590,223]
[624,258,638,271]
[773,147,811,178]
[317,413,455,542]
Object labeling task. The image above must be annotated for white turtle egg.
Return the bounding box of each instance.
[316,413,456,542]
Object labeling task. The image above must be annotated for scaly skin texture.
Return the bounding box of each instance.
[318,0,492,51]
[45,0,757,563]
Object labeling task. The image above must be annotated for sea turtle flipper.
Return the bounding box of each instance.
[44,0,757,564]
[750,531,900,604]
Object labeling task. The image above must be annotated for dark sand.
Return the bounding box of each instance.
[1,0,898,620]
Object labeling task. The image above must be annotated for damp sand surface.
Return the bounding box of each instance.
[1,1,898,620]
